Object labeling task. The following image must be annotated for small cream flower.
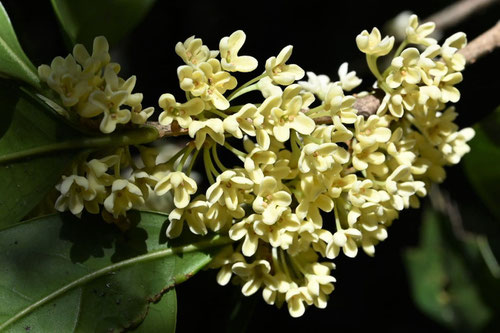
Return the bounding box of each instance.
[84,88,131,133]
[154,171,197,209]
[219,30,258,72]
[252,176,292,225]
[286,283,313,318]
[441,32,467,72]
[175,35,217,67]
[386,48,422,88]
[298,143,349,173]
[270,96,315,142]
[405,15,437,46]
[206,170,253,211]
[253,210,300,249]
[72,36,111,74]
[348,179,380,207]
[326,228,362,258]
[198,59,237,110]
[228,215,261,256]
[337,62,362,91]
[55,175,97,215]
[354,115,392,148]
[166,196,208,238]
[223,103,261,138]
[131,105,154,125]
[189,118,225,149]
[38,55,91,107]
[298,71,332,100]
[322,83,357,124]
[104,179,145,218]
[158,93,205,128]
[356,27,395,57]
[257,76,283,98]
[232,260,276,296]
[265,45,305,85]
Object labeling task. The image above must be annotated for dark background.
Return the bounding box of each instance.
[3,0,499,332]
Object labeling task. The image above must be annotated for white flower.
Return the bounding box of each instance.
[337,62,362,91]
[219,30,258,72]
[188,118,225,149]
[154,171,197,209]
[356,27,395,57]
[298,71,332,100]
[265,45,305,85]
[104,179,145,218]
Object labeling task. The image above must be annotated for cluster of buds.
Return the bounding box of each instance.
[38,37,154,133]
[45,15,474,317]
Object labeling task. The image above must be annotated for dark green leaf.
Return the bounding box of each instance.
[132,289,177,333]
[0,2,40,87]
[462,107,500,220]
[0,83,80,227]
[50,0,156,49]
[404,207,492,331]
[0,211,231,332]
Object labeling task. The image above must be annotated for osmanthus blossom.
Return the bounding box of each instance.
[166,196,208,238]
[223,103,262,139]
[104,179,145,218]
[228,215,261,257]
[441,32,467,72]
[326,227,363,258]
[337,62,362,92]
[252,176,292,225]
[154,171,198,209]
[298,71,332,100]
[219,30,258,72]
[206,170,253,211]
[405,14,437,47]
[175,35,218,67]
[47,18,476,318]
[298,143,349,173]
[188,118,225,149]
[158,93,205,128]
[54,175,97,215]
[269,95,315,142]
[72,36,111,74]
[39,36,153,134]
[356,27,395,57]
[38,55,92,107]
[386,47,423,88]
[322,83,358,124]
[265,45,305,85]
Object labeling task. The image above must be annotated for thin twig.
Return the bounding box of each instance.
[425,0,499,31]
[459,20,500,63]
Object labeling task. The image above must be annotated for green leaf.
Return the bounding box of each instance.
[0,2,40,87]
[0,83,80,227]
[0,211,231,332]
[463,107,500,220]
[0,81,158,228]
[132,289,177,333]
[50,0,156,49]
[404,207,492,331]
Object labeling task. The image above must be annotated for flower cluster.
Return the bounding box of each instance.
[38,37,154,133]
[50,16,474,317]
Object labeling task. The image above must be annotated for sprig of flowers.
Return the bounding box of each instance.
[46,17,474,318]
[38,37,154,133]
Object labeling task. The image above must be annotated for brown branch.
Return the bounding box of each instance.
[150,21,500,138]
[459,20,500,63]
[424,0,499,31]
[147,121,188,138]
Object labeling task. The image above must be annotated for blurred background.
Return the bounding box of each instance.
[3,0,499,332]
